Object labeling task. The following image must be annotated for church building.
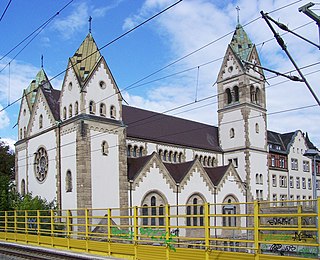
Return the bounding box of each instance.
[15,23,319,215]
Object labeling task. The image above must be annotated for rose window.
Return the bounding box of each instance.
[34,147,48,183]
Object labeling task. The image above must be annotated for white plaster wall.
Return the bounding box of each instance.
[146,142,157,154]
[17,148,28,193]
[85,63,121,120]
[27,130,57,202]
[221,54,241,80]
[91,129,120,209]
[60,68,81,119]
[249,151,268,199]
[248,109,266,149]
[219,110,245,150]
[224,152,246,182]
[61,130,77,210]
[131,163,175,207]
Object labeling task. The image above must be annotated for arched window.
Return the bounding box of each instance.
[179,152,183,163]
[163,150,168,161]
[255,123,259,133]
[69,104,72,118]
[63,107,67,120]
[226,88,232,104]
[133,146,138,157]
[75,101,79,115]
[39,114,43,129]
[102,141,109,156]
[110,105,116,119]
[141,191,167,226]
[234,86,239,102]
[21,179,26,196]
[222,196,238,227]
[168,151,173,162]
[203,156,207,166]
[23,127,26,138]
[100,103,106,117]
[230,128,235,138]
[186,194,205,227]
[66,170,72,192]
[139,147,143,157]
[255,88,261,104]
[256,173,259,184]
[159,149,163,159]
[89,101,96,114]
[173,152,178,163]
[260,174,263,184]
[127,145,132,157]
[20,128,22,139]
[250,85,255,102]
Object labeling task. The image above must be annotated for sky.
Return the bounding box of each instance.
[0,0,319,150]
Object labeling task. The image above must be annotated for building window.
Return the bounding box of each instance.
[66,170,72,192]
[233,86,239,102]
[226,88,232,104]
[186,194,205,227]
[291,158,298,170]
[127,145,132,157]
[280,194,287,206]
[256,174,263,185]
[271,156,275,167]
[39,114,43,129]
[110,105,116,119]
[303,161,310,172]
[34,147,48,183]
[100,103,106,117]
[308,178,312,190]
[178,152,183,163]
[302,177,306,189]
[279,157,285,168]
[68,104,72,118]
[133,146,138,157]
[141,191,167,226]
[230,128,235,138]
[99,80,106,89]
[296,177,300,189]
[290,176,294,188]
[256,190,263,200]
[228,158,238,168]
[173,152,177,163]
[102,141,108,156]
[272,194,277,207]
[23,127,26,138]
[279,175,287,188]
[75,101,79,115]
[20,128,22,139]
[21,179,26,196]
[255,123,259,134]
[272,175,277,187]
[139,147,143,157]
[255,88,261,104]
[63,107,67,120]
[223,199,236,227]
[89,101,96,114]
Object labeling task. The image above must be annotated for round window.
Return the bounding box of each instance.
[34,147,48,183]
[99,81,106,89]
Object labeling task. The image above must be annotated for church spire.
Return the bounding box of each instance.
[229,24,253,63]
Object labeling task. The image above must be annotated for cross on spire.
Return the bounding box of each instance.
[41,55,44,68]
[88,16,92,33]
[236,6,240,25]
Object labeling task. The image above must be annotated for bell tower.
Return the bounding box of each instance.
[217,24,268,200]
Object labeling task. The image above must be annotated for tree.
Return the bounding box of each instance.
[0,140,14,177]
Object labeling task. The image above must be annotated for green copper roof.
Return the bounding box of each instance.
[230,24,253,62]
[70,33,101,83]
[25,68,49,107]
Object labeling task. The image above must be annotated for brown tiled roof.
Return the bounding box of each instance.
[127,153,154,180]
[123,105,221,152]
[204,165,229,186]
[164,161,195,183]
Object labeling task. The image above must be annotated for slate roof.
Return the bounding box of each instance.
[25,69,49,108]
[230,24,253,63]
[127,154,154,180]
[164,161,195,183]
[122,105,221,152]
[204,165,229,186]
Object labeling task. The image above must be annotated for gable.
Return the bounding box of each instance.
[17,95,31,139]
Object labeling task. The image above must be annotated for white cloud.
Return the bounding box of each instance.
[0,137,15,152]
[123,0,320,146]
[0,105,10,129]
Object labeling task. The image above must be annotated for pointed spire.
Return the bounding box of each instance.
[229,24,253,63]
[236,6,240,26]
[70,34,101,83]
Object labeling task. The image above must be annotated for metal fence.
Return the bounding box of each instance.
[0,199,319,260]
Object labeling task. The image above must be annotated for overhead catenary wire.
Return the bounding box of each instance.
[0,0,13,22]
[0,0,313,114]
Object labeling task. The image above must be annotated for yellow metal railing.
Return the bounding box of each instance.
[0,199,319,260]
